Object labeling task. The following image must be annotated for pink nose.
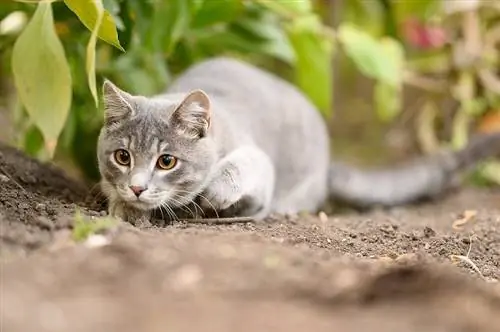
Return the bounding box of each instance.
[129,185,147,197]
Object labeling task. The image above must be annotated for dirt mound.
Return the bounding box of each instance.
[2,143,500,332]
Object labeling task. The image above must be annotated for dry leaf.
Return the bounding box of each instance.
[452,210,477,230]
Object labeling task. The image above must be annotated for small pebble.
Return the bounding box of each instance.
[424,226,436,238]
[84,234,111,248]
[318,211,328,223]
[0,174,9,182]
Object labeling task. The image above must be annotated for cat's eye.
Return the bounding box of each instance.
[114,149,131,166]
[157,154,177,170]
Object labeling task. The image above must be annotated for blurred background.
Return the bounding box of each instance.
[1,0,500,186]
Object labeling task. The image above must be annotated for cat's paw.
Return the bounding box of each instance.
[108,200,151,227]
[200,173,242,213]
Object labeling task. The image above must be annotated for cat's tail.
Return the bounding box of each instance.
[328,131,500,207]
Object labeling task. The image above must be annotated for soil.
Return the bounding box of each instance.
[2,142,500,332]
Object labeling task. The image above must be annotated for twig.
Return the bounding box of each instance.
[403,70,448,93]
[0,166,25,192]
[179,216,256,225]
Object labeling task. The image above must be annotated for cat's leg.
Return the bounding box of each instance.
[273,172,328,215]
[101,179,151,226]
[108,196,152,227]
[200,145,275,219]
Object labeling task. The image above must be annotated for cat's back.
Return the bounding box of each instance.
[166,57,329,159]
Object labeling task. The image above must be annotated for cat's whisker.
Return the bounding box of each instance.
[173,189,219,219]
[170,194,197,219]
[162,203,179,222]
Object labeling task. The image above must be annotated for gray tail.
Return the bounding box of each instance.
[328,132,500,207]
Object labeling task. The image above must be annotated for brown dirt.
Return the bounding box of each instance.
[2,142,500,332]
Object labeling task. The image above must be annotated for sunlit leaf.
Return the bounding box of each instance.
[374,81,402,122]
[86,0,104,106]
[393,0,441,21]
[338,24,404,86]
[12,1,72,157]
[257,0,312,16]
[64,0,124,51]
[379,37,405,85]
[286,15,333,116]
[416,100,439,154]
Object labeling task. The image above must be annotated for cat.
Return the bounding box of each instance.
[97,56,500,224]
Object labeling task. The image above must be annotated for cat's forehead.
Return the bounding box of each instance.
[135,95,177,114]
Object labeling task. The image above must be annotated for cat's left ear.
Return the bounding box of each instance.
[102,79,135,125]
[171,90,211,138]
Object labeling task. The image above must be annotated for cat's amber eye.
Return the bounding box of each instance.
[114,149,131,166]
[157,154,177,170]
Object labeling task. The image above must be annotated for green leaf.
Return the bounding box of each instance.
[12,1,72,157]
[338,24,404,86]
[286,15,333,116]
[146,0,193,54]
[257,0,312,16]
[379,37,405,85]
[86,0,104,106]
[191,0,243,28]
[64,0,124,51]
[374,81,402,122]
[72,210,117,242]
[231,17,295,63]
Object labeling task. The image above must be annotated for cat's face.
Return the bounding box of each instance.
[97,80,217,211]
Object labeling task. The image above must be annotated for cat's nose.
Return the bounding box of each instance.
[129,185,147,197]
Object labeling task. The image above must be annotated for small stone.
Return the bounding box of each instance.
[84,234,111,248]
[424,226,436,238]
[318,211,328,223]
[395,253,417,263]
[0,174,9,182]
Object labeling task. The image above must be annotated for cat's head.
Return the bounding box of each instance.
[97,80,217,211]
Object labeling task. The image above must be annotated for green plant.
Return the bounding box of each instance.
[2,0,500,184]
[72,210,117,242]
[2,0,333,180]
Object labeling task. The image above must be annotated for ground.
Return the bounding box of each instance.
[2,142,500,332]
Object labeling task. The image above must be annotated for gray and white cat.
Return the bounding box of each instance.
[97,57,500,223]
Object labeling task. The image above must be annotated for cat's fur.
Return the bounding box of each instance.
[97,57,500,223]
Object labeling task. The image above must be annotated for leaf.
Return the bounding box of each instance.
[452,210,477,230]
[257,0,312,16]
[12,1,72,157]
[416,100,440,154]
[477,110,500,134]
[374,81,402,122]
[478,161,500,186]
[64,0,124,51]
[86,0,104,106]
[338,24,405,86]
[72,210,117,242]
[286,15,333,116]
[232,17,295,64]
[146,0,193,54]
[191,0,243,28]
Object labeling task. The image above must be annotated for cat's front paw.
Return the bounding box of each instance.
[108,200,151,227]
[200,174,242,213]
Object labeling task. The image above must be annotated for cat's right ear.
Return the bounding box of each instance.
[102,79,134,125]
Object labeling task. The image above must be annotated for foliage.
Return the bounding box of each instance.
[72,210,117,242]
[1,0,500,185]
[0,0,333,179]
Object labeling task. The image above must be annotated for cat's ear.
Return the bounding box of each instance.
[171,90,211,138]
[102,79,134,125]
